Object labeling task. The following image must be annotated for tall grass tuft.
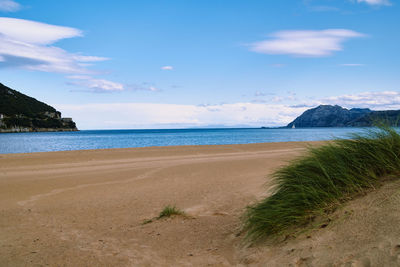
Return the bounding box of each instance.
[244,126,400,242]
[158,205,185,219]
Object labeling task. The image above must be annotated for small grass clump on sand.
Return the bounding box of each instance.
[244,126,400,242]
[141,205,185,224]
[158,205,185,219]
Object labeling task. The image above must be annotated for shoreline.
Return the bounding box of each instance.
[0,127,372,154]
[0,140,323,155]
[0,128,78,133]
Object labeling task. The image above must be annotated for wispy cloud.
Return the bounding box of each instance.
[0,0,20,12]
[161,65,173,70]
[67,76,161,93]
[55,90,400,129]
[0,17,106,73]
[67,75,124,92]
[249,29,365,57]
[55,102,308,129]
[322,91,400,109]
[0,17,137,93]
[356,0,391,6]
[72,55,109,62]
[292,91,400,110]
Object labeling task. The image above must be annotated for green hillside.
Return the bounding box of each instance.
[287,105,400,128]
[0,83,58,117]
[0,83,77,132]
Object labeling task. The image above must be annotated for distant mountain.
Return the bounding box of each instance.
[349,110,400,127]
[287,105,400,128]
[0,83,77,132]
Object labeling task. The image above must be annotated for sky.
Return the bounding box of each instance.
[0,0,399,129]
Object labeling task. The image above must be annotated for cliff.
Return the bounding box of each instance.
[287,105,400,128]
[0,83,78,133]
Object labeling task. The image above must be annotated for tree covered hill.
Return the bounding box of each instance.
[287,105,400,128]
[0,83,59,117]
[0,83,77,132]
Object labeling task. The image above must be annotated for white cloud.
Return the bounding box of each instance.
[0,0,20,12]
[0,17,82,45]
[72,55,109,62]
[55,102,308,130]
[288,91,400,110]
[249,29,365,57]
[161,65,173,70]
[55,90,400,129]
[67,76,161,93]
[67,75,124,92]
[0,17,107,74]
[0,17,132,93]
[356,0,391,6]
[322,91,400,109]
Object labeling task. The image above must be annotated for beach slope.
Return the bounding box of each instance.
[1,142,400,266]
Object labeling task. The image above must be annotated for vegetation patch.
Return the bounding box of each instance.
[142,205,186,225]
[158,205,185,219]
[244,127,400,242]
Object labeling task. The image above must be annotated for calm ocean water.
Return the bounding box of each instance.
[0,127,376,154]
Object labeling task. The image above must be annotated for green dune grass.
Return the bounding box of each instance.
[244,127,400,242]
[158,205,185,219]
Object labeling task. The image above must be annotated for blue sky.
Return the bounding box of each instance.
[0,0,399,129]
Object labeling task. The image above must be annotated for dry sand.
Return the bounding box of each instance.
[1,142,400,266]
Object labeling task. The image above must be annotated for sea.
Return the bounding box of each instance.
[0,127,377,154]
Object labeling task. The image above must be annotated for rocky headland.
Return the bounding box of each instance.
[287,105,400,128]
[0,83,77,133]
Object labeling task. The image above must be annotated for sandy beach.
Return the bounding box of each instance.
[1,142,400,266]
